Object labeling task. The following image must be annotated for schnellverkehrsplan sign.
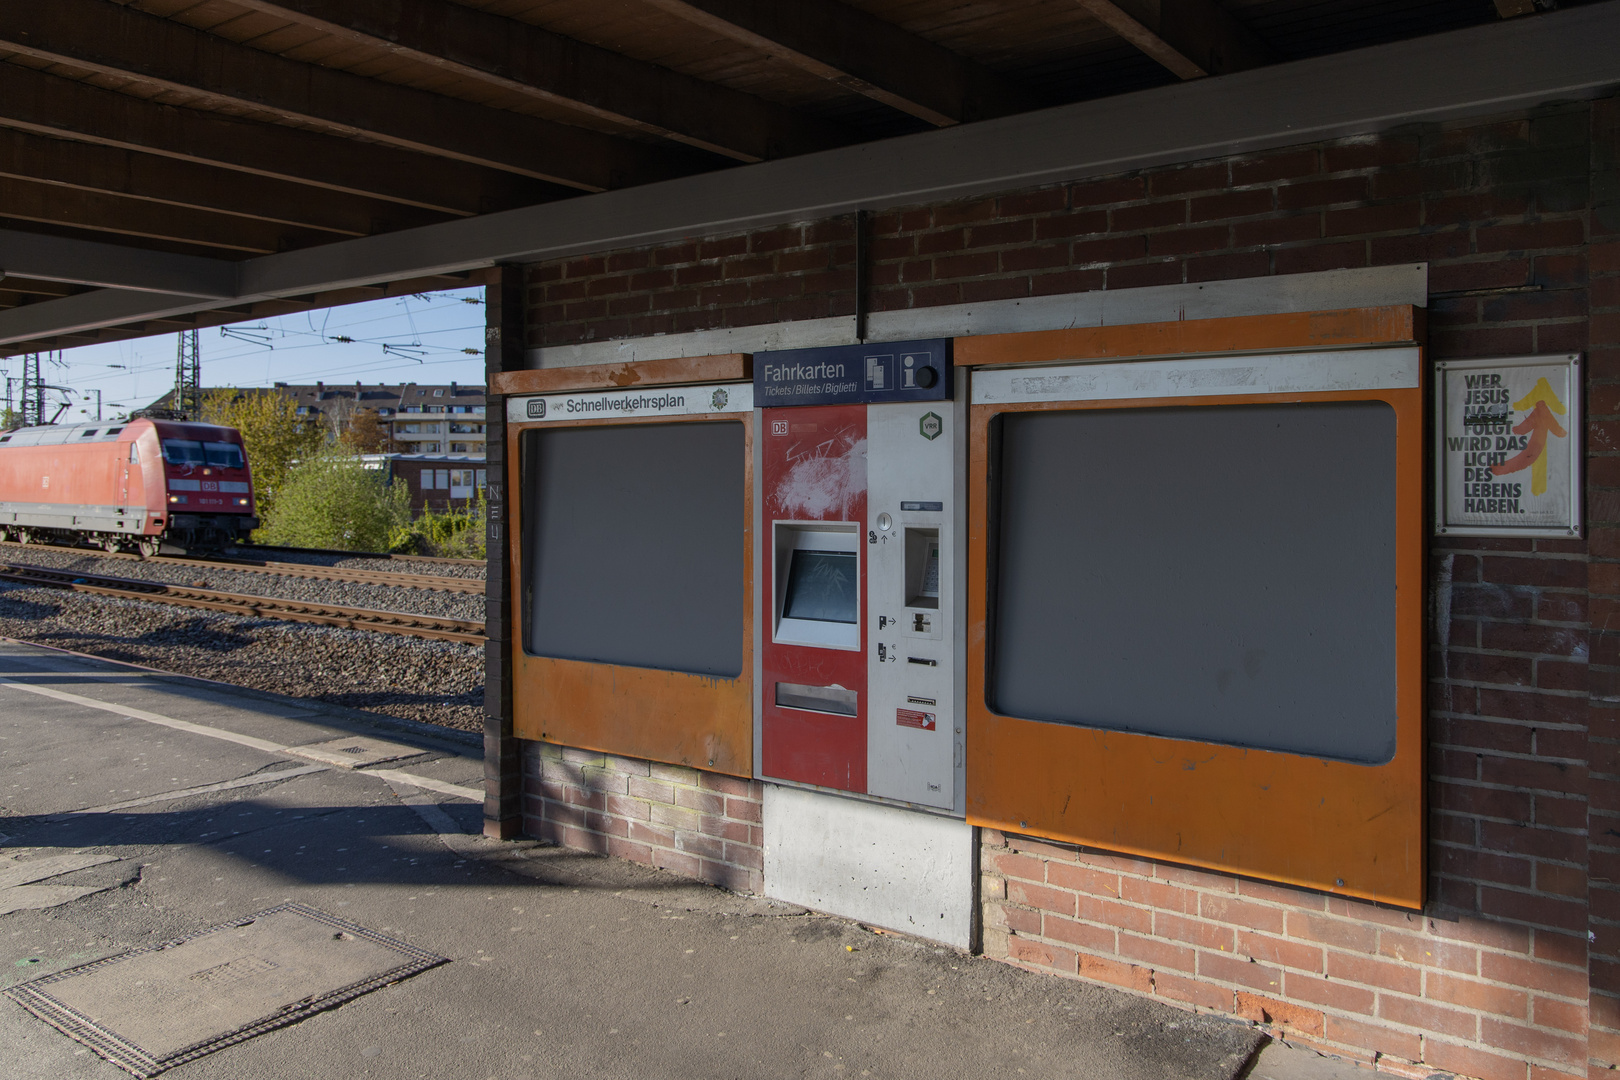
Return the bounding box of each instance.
[1434,354,1581,537]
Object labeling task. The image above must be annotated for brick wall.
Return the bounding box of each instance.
[1585,93,1620,1077]
[520,741,764,895]
[516,95,1618,1078]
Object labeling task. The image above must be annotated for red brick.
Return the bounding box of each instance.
[1076,892,1152,934]
[1199,894,1286,934]
[1111,200,1187,231]
[1152,913,1233,952]
[1481,1017,1586,1070]
[1482,951,1589,997]
[1531,929,1588,967]
[1043,912,1116,951]
[748,226,803,252]
[992,851,1048,883]
[1235,929,1323,972]
[916,227,966,255]
[1283,971,1376,1016]
[1077,953,1151,991]
[1478,755,1583,795]
[1148,162,1227,196]
[1477,219,1587,253]
[1323,1013,1421,1062]
[997,903,1043,935]
[1000,244,1072,272]
[1107,261,1184,289]
[1426,1038,1537,1080]
[1323,138,1420,171]
[1030,267,1105,295]
[960,277,1031,303]
[1152,971,1231,1011]
[1118,932,1194,973]
[1155,864,1238,894]
[1008,880,1078,917]
[1531,995,1588,1035]
[998,187,1068,216]
[1273,242,1367,274]
[1324,951,1421,995]
[1070,176,1146,206]
[1238,878,1326,909]
[725,796,760,822]
[1033,210,1108,239]
[932,198,998,228]
[1233,214,1322,247]
[1198,950,1284,992]
[1046,861,1122,898]
[1326,201,1422,236]
[1191,189,1274,222]
[1008,935,1077,974]
[1277,176,1369,209]
[966,219,1034,248]
[1147,225,1230,257]
[1235,991,1326,1035]
[1185,251,1272,281]
[1119,876,1194,913]
[1287,912,1378,953]
[1232,149,1320,185]
[1429,971,1529,1019]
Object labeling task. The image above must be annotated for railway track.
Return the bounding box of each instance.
[0,561,485,645]
[0,541,484,595]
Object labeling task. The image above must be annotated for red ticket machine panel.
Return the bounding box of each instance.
[758,403,868,792]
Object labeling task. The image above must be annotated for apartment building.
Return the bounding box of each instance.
[145,381,488,454]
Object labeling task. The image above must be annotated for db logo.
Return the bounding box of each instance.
[771,419,788,436]
[526,399,547,419]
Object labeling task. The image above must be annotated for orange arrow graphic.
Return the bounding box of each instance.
[1491,395,1567,495]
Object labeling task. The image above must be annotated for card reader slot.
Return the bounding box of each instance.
[775,681,858,716]
[907,657,937,666]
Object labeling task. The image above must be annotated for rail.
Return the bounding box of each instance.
[0,562,485,645]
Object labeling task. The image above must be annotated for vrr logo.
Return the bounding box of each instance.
[771,419,789,436]
[918,412,943,441]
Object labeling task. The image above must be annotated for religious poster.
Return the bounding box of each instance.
[1435,354,1581,537]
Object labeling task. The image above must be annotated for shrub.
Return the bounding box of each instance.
[389,489,486,559]
[256,451,411,553]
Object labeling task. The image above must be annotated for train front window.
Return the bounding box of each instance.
[162,440,205,465]
[203,442,244,469]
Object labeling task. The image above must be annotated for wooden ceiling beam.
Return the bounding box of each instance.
[1073,0,1274,80]
[0,179,333,255]
[0,0,712,192]
[229,0,851,164]
[640,0,1038,127]
[0,128,446,239]
[0,64,560,217]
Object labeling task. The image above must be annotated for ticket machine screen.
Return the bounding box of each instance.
[782,551,858,624]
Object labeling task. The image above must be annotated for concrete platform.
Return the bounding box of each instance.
[0,639,1324,1080]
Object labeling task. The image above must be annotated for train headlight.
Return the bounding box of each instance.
[236,498,249,505]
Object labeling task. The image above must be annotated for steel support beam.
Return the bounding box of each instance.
[230,0,851,164]
[0,64,559,217]
[1075,0,1274,80]
[0,128,447,238]
[0,230,235,298]
[1,3,1616,348]
[0,0,711,192]
[640,0,1038,126]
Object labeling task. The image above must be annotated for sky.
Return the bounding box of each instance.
[8,286,489,423]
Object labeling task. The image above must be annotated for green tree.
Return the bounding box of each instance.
[199,388,324,519]
[256,450,411,553]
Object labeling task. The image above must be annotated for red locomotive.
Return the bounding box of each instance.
[0,418,257,556]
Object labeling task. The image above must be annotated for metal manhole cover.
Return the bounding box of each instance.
[4,903,446,1077]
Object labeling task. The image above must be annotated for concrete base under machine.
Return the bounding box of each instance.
[762,783,975,949]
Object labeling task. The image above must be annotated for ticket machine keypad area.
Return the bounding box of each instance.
[755,340,963,813]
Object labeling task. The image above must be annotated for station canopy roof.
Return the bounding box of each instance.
[0,0,1607,356]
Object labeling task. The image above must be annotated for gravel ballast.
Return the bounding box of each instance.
[0,547,485,621]
[0,582,485,732]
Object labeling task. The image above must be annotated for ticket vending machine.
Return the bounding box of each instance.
[754,339,973,947]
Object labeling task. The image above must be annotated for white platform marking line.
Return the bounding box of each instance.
[369,770,483,802]
[0,679,483,804]
[47,765,329,820]
[0,679,286,753]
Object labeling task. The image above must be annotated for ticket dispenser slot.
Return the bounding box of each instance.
[755,339,963,813]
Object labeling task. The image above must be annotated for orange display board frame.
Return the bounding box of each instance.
[959,306,1426,908]
[503,357,755,778]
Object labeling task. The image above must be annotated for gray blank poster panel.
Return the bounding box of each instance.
[525,422,745,677]
[990,402,1397,764]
